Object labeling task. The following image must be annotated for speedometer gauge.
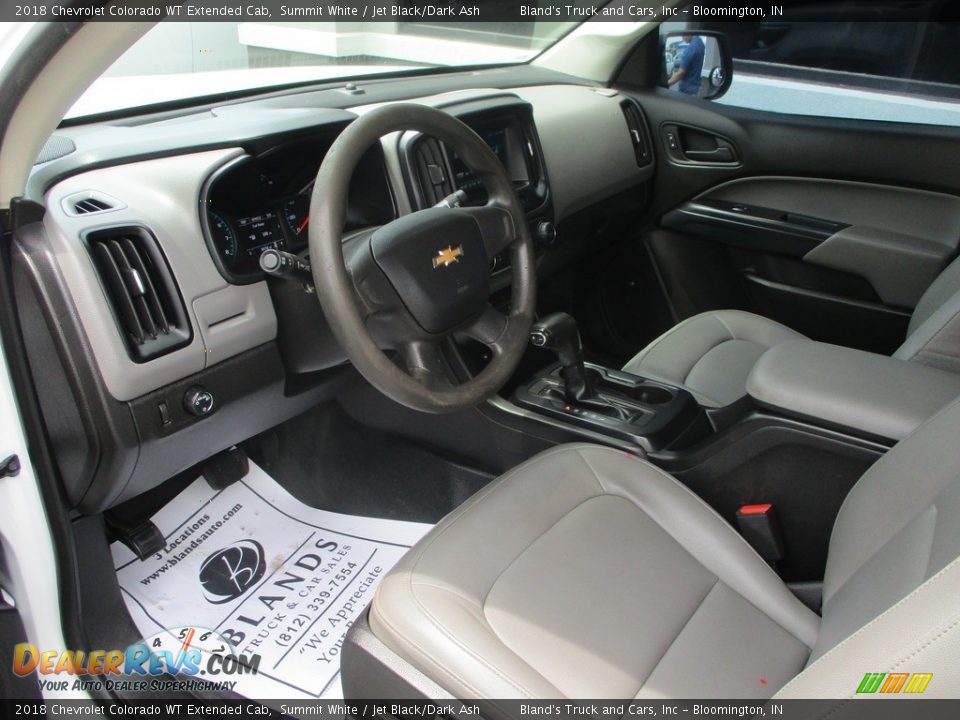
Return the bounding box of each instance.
[208,211,239,268]
[282,195,311,241]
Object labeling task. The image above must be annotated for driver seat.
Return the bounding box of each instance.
[361,397,960,700]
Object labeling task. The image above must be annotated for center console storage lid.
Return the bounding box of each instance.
[746,339,960,441]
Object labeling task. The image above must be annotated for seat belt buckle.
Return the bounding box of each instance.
[736,503,785,562]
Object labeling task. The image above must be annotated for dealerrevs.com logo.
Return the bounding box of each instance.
[199,540,266,604]
[12,627,261,693]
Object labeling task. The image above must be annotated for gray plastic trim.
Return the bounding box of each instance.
[702,176,960,248]
[512,85,653,221]
[43,147,277,402]
[804,225,953,309]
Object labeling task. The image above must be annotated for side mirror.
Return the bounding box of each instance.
[659,31,732,100]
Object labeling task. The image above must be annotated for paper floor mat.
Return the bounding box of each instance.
[111,460,432,700]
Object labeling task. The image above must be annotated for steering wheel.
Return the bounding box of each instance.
[308,104,536,413]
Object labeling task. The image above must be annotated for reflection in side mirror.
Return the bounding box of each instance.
[660,31,732,100]
[710,66,726,89]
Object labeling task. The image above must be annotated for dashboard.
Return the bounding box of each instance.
[201,104,550,284]
[24,81,653,512]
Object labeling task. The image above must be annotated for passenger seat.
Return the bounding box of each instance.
[623,255,960,407]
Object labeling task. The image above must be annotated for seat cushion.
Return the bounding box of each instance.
[369,444,818,700]
[622,310,806,407]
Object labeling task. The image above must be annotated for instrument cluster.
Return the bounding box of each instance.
[202,135,394,283]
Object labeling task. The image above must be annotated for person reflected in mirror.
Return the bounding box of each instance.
[669,34,705,96]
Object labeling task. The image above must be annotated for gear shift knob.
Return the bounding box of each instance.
[530,313,594,402]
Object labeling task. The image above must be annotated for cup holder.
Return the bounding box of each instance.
[628,385,674,405]
[566,367,675,405]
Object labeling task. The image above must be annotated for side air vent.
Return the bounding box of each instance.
[414,137,454,207]
[62,191,124,217]
[86,227,191,362]
[620,99,653,167]
[74,197,113,214]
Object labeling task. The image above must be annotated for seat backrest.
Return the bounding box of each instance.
[895,255,960,372]
[780,395,960,696]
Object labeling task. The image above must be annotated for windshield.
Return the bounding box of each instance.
[66,20,581,119]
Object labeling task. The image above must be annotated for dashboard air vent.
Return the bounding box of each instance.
[74,197,113,215]
[86,227,191,362]
[62,191,124,217]
[414,137,454,207]
[620,100,653,167]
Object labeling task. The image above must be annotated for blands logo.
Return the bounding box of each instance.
[856,672,933,694]
[199,540,265,604]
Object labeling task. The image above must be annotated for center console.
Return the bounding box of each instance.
[512,313,705,452]
[510,314,960,458]
[746,339,960,442]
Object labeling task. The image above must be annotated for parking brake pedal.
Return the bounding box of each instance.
[202,447,249,491]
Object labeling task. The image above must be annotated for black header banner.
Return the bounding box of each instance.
[5,699,960,719]
[8,1,960,23]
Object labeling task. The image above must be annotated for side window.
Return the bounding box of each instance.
[672,3,960,127]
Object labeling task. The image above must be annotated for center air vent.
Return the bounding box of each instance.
[414,137,454,207]
[86,227,191,362]
[620,99,653,167]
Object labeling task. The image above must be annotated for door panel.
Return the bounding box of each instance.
[619,86,960,353]
[804,225,950,309]
[704,177,960,310]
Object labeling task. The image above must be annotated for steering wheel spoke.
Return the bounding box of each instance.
[400,340,455,391]
[463,305,511,355]
[342,226,405,318]
[462,204,517,258]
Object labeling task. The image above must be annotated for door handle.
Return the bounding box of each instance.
[684,147,734,163]
[662,123,739,165]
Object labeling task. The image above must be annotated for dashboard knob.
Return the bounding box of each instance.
[535,221,557,245]
[184,386,215,417]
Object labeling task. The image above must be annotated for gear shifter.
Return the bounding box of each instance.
[530,313,595,403]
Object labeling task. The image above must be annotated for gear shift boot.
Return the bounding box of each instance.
[518,313,703,451]
[529,312,594,403]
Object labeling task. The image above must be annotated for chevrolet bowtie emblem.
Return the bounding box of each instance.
[432,245,464,268]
